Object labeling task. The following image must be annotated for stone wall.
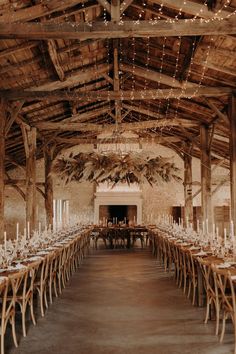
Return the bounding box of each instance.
[4,143,230,238]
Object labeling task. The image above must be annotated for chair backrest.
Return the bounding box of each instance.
[0,277,8,322]
[8,268,28,302]
[198,258,216,297]
[211,264,234,314]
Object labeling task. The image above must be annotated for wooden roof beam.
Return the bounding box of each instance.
[0,0,88,23]
[0,87,232,101]
[61,105,111,123]
[27,63,112,92]
[0,19,235,40]
[97,0,111,13]
[47,40,65,81]
[54,135,181,144]
[150,0,233,19]
[0,41,38,59]
[203,98,229,125]
[35,118,198,132]
[120,62,197,88]
[120,0,134,14]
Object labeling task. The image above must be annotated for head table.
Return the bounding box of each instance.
[91,225,149,249]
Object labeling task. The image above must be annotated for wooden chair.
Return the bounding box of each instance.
[198,260,221,335]
[185,251,198,305]
[0,277,9,354]
[14,260,42,337]
[6,269,28,347]
[48,252,59,304]
[212,265,236,353]
[33,254,51,317]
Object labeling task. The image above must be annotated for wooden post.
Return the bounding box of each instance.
[25,127,37,234]
[184,147,193,227]
[229,93,236,235]
[44,145,54,228]
[200,124,212,232]
[0,100,6,239]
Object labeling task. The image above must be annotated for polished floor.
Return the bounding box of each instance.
[7,247,235,354]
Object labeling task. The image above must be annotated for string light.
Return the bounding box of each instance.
[131,37,136,101]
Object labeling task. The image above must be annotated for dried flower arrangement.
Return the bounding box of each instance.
[52,151,181,187]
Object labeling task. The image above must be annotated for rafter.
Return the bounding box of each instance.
[0,0,87,23]
[47,40,65,81]
[150,0,232,19]
[35,118,197,132]
[27,63,112,92]
[121,62,197,88]
[120,0,134,14]
[0,19,235,40]
[97,0,111,13]
[61,105,111,123]
[0,87,232,101]
[55,135,181,144]
[204,98,229,125]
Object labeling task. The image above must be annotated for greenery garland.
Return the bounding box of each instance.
[52,151,182,186]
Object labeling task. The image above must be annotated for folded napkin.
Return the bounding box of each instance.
[36,251,51,256]
[0,263,27,273]
[26,256,43,262]
[0,276,8,283]
[217,263,232,269]
[194,251,207,257]
[190,246,200,251]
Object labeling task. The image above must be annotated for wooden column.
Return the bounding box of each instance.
[25,127,37,233]
[200,124,212,232]
[229,93,236,235]
[44,145,54,228]
[0,100,6,239]
[184,148,193,227]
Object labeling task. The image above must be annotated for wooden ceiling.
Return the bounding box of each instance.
[0,0,236,170]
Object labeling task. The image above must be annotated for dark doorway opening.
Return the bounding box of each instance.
[109,205,127,223]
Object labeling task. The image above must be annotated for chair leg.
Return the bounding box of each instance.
[39,290,45,317]
[10,312,18,348]
[1,318,5,354]
[215,301,220,336]
[204,299,210,324]
[22,307,26,337]
[220,312,227,342]
[30,297,36,326]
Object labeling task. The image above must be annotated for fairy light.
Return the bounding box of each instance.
[156,37,167,120]
[163,36,181,125]
[131,37,136,100]
[81,0,89,24]
[190,37,214,98]
[174,37,197,117]
[144,36,151,122]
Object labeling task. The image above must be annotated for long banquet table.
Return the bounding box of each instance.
[148,225,236,353]
[0,226,91,354]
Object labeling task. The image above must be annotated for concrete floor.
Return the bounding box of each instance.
[7,247,235,354]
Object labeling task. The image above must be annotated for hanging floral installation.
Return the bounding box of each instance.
[52,151,181,186]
